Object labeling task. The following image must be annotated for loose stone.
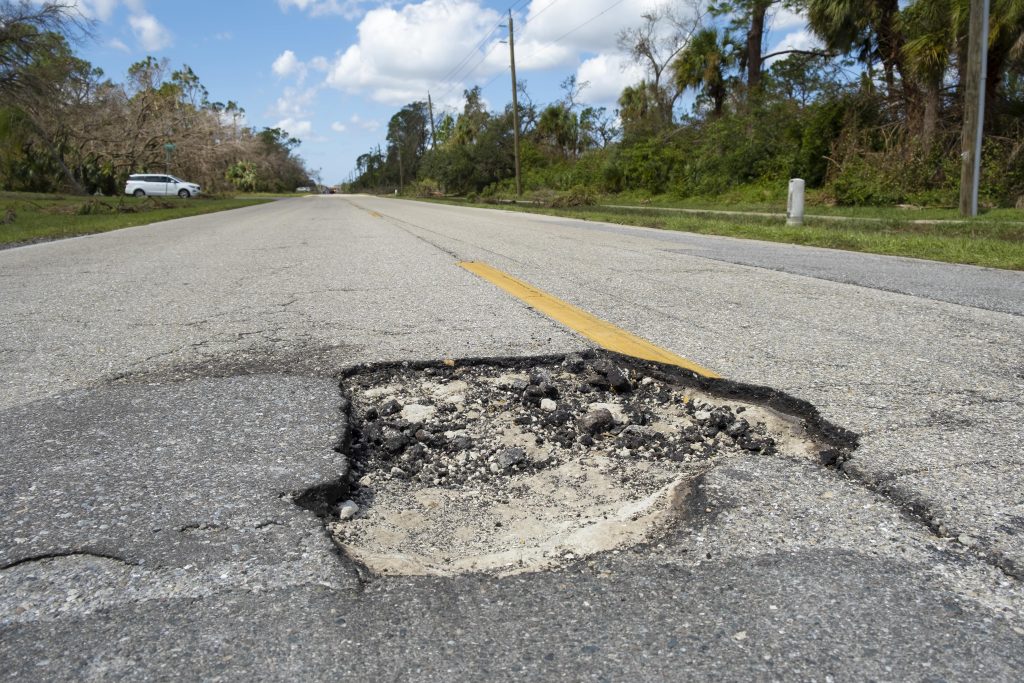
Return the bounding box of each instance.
[379,398,403,417]
[338,500,359,520]
[579,408,615,435]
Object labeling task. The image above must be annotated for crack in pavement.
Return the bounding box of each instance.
[1,550,135,571]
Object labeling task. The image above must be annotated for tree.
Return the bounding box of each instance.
[225,160,257,192]
[385,101,430,190]
[617,81,668,140]
[434,113,455,146]
[579,106,618,148]
[536,103,579,159]
[765,51,843,106]
[806,0,906,97]
[673,27,737,116]
[0,0,89,98]
[618,2,707,130]
[1,31,311,194]
[451,87,489,147]
[711,0,817,92]
[6,30,100,192]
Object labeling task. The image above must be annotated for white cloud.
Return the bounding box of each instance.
[269,86,325,141]
[769,7,807,32]
[217,108,248,128]
[65,0,120,22]
[765,29,823,66]
[128,12,172,51]
[271,86,319,119]
[517,0,688,61]
[272,51,330,85]
[321,0,698,105]
[331,121,348,132]
[325,0,503,104]
[107,37,130,52]
[275,117,313,138]
[65,1,173,52]
[273,50,306,79]
[576,52,645,105]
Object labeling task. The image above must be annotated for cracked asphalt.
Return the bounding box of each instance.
[2,195,1023,681]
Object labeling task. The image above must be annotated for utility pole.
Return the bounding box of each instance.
[375,143,382,191]
[427,92,437,150]
[508,9,522,197]
[397,141,404,193]
[959,0,990,217]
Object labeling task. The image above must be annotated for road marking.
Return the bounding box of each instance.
[459,261,720,378]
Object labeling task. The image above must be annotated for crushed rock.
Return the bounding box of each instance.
[327,353,822,577]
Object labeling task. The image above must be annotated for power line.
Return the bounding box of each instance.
[476,0,627,92]
[433,1,532,106]
[436,22,505,87]
[433,0,533,91]
[433,41,503,106]
[519,0,626,63]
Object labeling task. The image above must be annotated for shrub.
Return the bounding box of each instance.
[550,185,597,208]
[827,155,905,205]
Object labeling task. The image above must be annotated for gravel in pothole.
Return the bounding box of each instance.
[327,354,818,577]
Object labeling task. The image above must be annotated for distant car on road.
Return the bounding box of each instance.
[295,186,311,193]
[125,174,201,199]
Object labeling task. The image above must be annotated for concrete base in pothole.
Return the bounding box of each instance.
[322,353,851,577]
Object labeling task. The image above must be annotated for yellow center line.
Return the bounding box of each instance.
[459,261,720,378]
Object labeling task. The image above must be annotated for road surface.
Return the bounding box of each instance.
[2,195,1023,680]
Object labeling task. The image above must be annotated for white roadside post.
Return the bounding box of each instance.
[787,178,805,226]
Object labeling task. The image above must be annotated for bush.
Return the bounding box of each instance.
[409,178,442,197]
[826,155,903,205]
[549,185,597,208]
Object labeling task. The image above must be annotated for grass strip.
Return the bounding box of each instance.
[431,200,1024,271]
[0,193,273,247]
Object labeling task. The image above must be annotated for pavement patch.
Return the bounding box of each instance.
[299,352,853,577]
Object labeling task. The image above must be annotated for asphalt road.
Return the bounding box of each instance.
[2,195,1023,681]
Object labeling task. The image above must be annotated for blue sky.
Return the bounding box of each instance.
[73,1,813,183]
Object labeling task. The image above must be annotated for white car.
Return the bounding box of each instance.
[125,174,201,198]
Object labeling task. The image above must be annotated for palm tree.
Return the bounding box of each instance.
[806,0,905,97]
[536,103,579,159]
[617,81,669,139]
[901,0,1024,144]
[673,27,736,117]
[901,0,959,147]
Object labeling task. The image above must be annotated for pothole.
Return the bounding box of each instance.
[313,352,851,577]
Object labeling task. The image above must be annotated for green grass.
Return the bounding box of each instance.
[0,192,273,247]
[606,197,1024,222]
[480,185,1024,222]
[426,198,1024,271]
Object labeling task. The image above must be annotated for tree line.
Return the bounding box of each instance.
[349,0,1024,207]
[0,0,311,195]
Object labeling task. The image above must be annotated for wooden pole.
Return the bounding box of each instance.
[508,10,522,197]
[959,0,989,217]
[427,92,437,150]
